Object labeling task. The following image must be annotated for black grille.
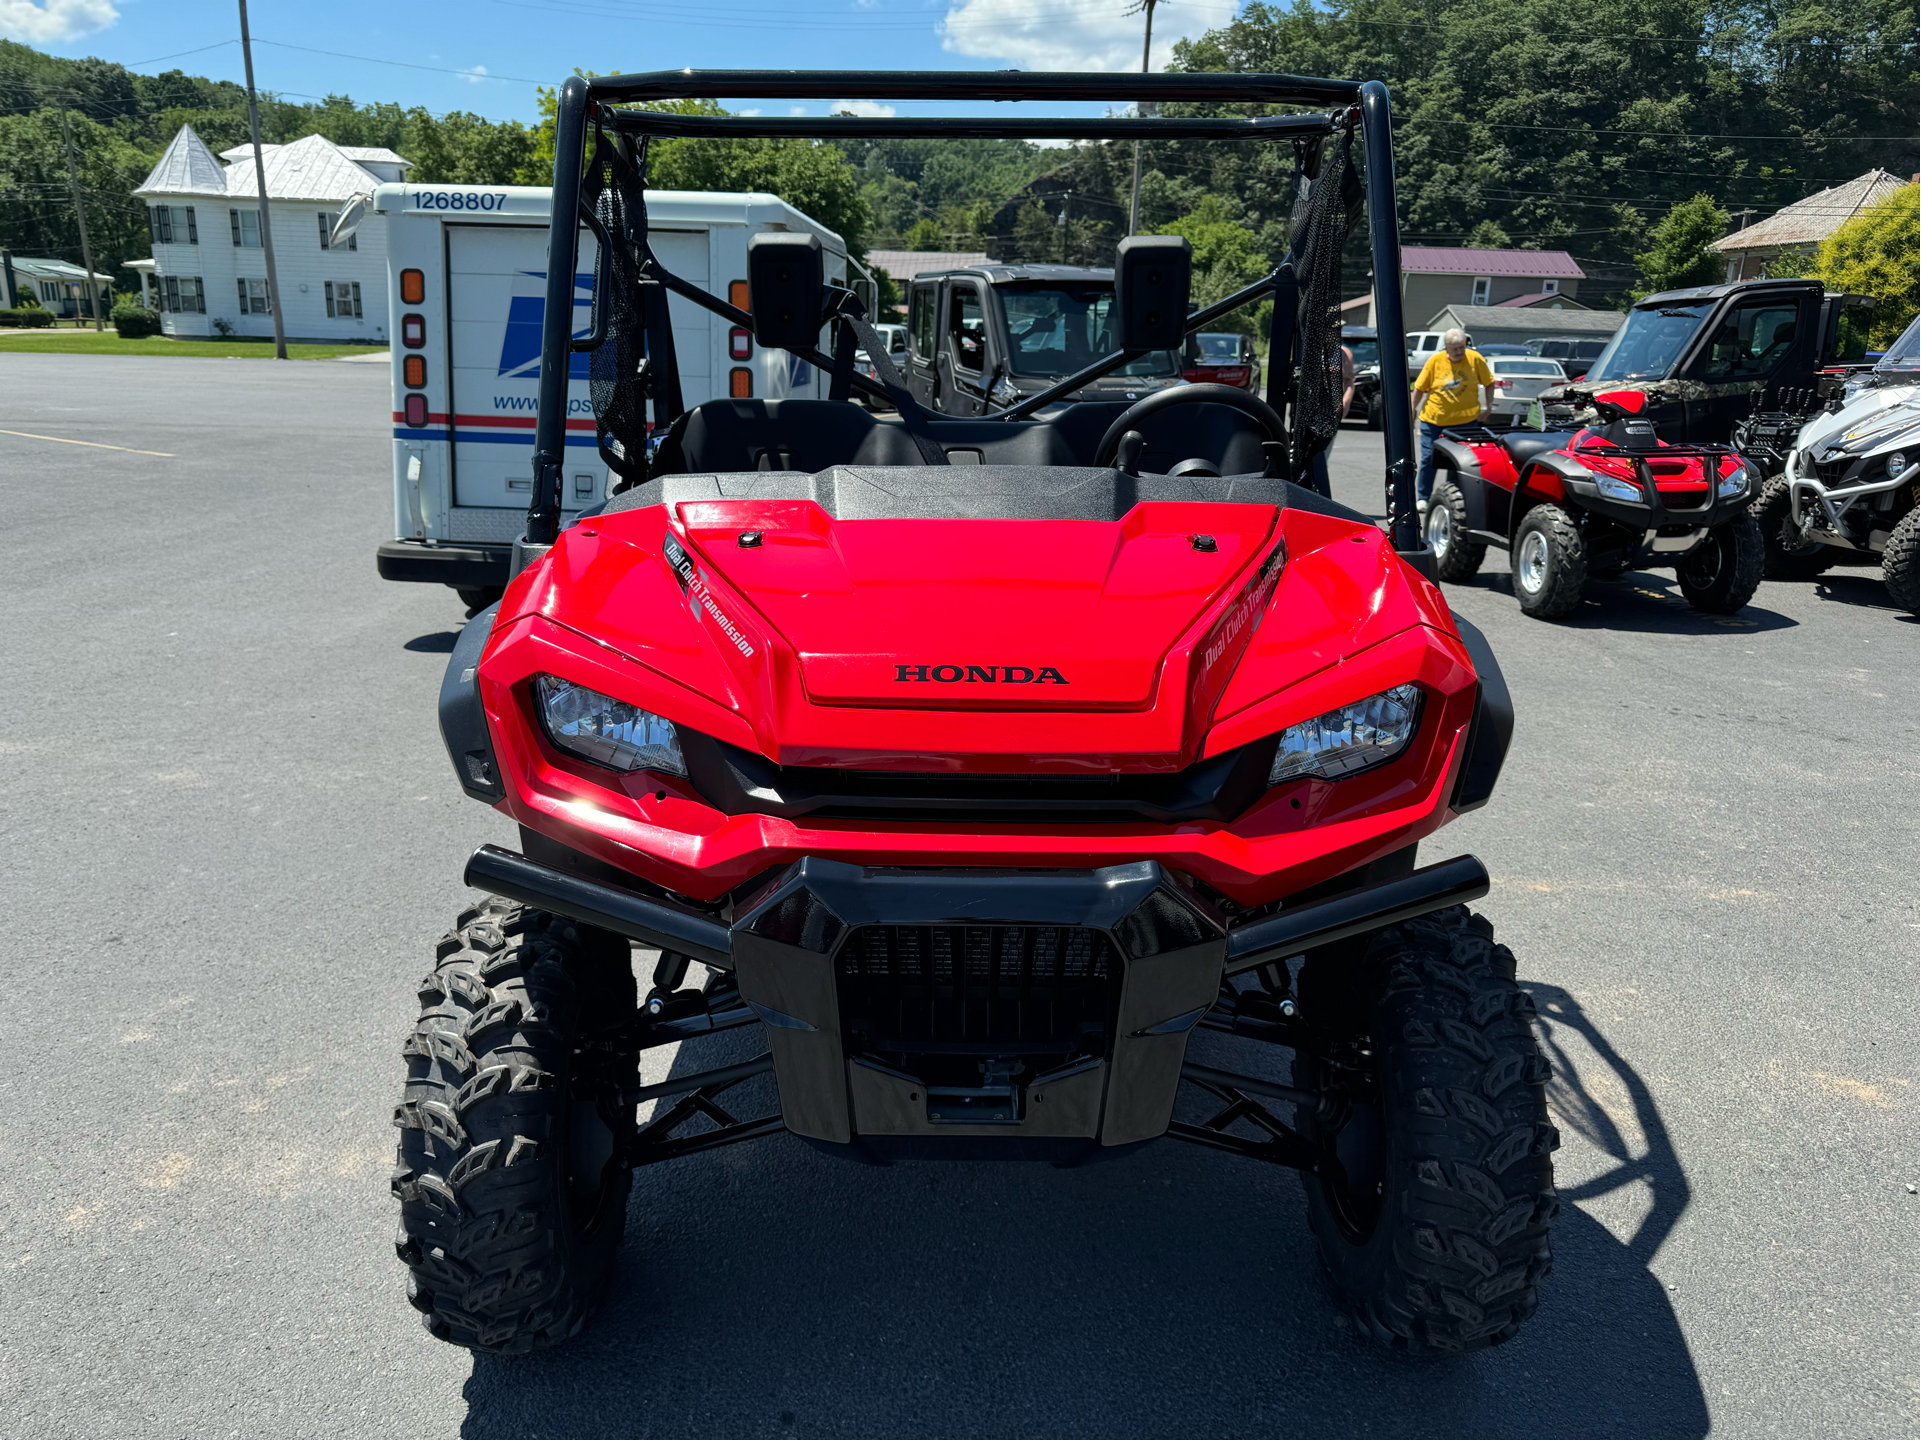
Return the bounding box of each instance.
[837,924,1122,1067]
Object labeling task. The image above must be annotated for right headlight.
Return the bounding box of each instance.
[1267,684,1423,786]
[534,675,686,776]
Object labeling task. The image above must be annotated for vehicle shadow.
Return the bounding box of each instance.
[1457,566,1796,635]
[404,630,461,654]
[1810,572,1907,613]
[458,982,1706,1438]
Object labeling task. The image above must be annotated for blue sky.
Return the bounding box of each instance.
[7,0,1245,124]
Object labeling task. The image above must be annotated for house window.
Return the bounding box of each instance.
[1471,276,1491,306]
[237,277,272,314]
[230,209,261,248]
[317,212,358,251]
[325,280,363,319]
[150,205,198,245]
[159,277,206,314]
[1541,278,1559,295]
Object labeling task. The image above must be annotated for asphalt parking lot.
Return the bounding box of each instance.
[2,355,1915,1439]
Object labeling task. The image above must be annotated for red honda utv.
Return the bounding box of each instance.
[1422,388,1763,619]
[397,70,1556,1358]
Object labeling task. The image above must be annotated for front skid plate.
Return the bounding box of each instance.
[729,856,1228,1147]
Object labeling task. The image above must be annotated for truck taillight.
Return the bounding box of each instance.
[403,355,426,388]
[399,269,424,305]
[403,394,429,427]
[729,327,752,360]
[728,280,750,313]
[730,367,753,398]
[401,314,425,348]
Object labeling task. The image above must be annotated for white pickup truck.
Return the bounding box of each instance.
[350,182,860,603]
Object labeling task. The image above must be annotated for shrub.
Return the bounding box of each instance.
[12,288,41,309]
[0,307,53,328]
[211,317,234,336]
[111,298,162,338]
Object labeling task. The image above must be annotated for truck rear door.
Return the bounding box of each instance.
[444,223,713,523]
[1679,289,1818,441]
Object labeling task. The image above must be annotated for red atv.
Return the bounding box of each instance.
[1423,388,1763,619]
[399,69,1557,1359]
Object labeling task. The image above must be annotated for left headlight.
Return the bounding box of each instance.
[1268,683,1423,787]
[1717,464,1749,499]
[534,675,686,776]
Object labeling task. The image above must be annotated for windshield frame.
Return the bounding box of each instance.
[1585,301,1714,384]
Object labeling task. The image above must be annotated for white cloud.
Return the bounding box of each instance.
[0,0,117,43]
[788,106,808,116]
[853,0,880,8]
[458,65,489,84]
[738,107,764,117]
[938,0,1237,73]
[831,99,897,117]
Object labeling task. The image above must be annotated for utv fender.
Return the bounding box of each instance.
[1449,616,1512,814]
[439,603,506,804]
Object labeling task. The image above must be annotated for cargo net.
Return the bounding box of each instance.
[580,132,674,481]
[1286,127,1363,472]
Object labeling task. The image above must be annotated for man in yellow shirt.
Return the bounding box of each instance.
[1411,328,1496,509]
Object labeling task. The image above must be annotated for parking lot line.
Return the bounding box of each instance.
[0,427,174,457]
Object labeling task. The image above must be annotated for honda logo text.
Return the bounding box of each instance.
[895,664,1069,685]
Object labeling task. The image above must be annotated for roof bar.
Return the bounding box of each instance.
[580,68,1364,106]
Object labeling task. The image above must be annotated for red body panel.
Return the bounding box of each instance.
[1457,427,1738,517]
[479,501,1478,906]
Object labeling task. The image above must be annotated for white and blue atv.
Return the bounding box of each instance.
[1747,316,1919,612]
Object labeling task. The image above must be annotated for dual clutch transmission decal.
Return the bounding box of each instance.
[661,532,756,659]
[1191,538,1287,716]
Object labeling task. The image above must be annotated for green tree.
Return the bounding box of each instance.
[1157,194,1269,325]
[1633,194,1730,298]
[904,217,944,250]
[1806,181,1919,346]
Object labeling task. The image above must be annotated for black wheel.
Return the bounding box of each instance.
[1510,504,1587,619]
[393,897,637,1352]
[1293,907,1559,1354]
[1677,513,1765,614]
[456,586,505,616]
[1749,479,1835,579]
[1426,478,1487,583]
[1884,506,1919,613]
[1366,391,1384,432]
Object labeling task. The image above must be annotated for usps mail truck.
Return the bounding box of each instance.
[356,183,857,603]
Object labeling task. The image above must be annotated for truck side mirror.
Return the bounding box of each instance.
[1114,236,1191,351]
[747,233,824,352]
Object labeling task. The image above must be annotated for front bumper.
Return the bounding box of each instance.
[464,842,1489,1151]
[1786,454,1919,552]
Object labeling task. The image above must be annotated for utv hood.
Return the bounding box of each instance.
[505,465,1444,767]
[667,493,1279,709]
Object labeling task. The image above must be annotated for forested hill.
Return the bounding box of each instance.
[2,0,1913,310]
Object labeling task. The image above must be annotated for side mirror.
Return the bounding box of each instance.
[747,233,823,351]
[1114,236,1191,352]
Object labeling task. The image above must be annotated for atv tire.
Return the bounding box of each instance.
[1678,513,1765,615]
[1293,907,1558,1354]
[1884,507,1920,613]
[393,896,638,1353]
[1426,479,1486,583]
[1749,479,1835,580]
[1510,504,1586,619]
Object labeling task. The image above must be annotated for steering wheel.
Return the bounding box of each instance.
[1093,382,1290,470]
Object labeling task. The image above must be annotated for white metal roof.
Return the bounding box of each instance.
[224,133,387,201]
[337,145,411,169]
[134,124,229,197]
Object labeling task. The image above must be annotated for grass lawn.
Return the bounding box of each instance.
[0,329,386,361]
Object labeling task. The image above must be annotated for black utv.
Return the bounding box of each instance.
[902,263,1184,416]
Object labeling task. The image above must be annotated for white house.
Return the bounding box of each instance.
[132,125,409,343]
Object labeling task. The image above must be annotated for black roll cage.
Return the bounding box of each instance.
[528,70,1418,554]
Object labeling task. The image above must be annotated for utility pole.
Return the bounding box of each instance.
[237,0,287,359]
[58,111,103,332]
[1126,0,1158,236]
